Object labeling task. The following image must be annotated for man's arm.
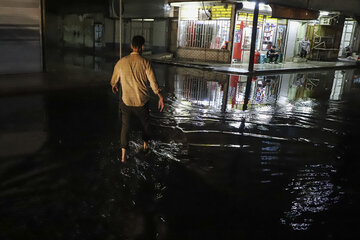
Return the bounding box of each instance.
[110,62,120,93]
[157,92,164,112]
[145,61,164,112]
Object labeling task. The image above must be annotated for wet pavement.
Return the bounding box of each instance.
[1,56,360,239]
[152,58,357,75]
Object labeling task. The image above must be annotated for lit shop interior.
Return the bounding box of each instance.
[172,1,287,63]
[171,1,358,64]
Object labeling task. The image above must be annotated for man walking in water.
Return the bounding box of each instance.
[110,35,164,162]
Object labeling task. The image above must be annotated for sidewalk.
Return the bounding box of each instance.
[149,53,358,75]
[0,48,358,97]
[45,47,359,75]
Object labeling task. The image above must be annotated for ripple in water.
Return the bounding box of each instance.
[281,164,342,231]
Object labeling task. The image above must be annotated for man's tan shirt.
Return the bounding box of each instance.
[110,52,160,107]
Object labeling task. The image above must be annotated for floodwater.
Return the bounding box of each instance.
[1,63,360,240]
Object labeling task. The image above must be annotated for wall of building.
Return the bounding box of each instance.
[309,19,345,61]
[284,21,300,61]
[107,19,170,54]
[104,17,115,48]
[0,0,42,74]
[353,24,360,54]
[177,48,231,63]
[152,19,168,53]
[295,22,308,56]
[169,19,178,53]
[63,14,95,48]
[264,0,360,17]
[122,0,170,19]
[45,13,62,47]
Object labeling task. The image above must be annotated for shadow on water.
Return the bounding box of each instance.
[1,55,360,239]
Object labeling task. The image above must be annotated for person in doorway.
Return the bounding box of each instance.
[344,45,352,57]
[110,35,164,163]
[266,45,279,63]
[221,40,229,49]
[299,37,310,58]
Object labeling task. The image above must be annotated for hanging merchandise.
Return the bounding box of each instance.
[233,22,244,60]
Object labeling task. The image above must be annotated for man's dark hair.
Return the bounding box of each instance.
[271,45,276,49]
[132,35,145,48]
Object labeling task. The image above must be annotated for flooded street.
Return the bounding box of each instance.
[1,63,360,239]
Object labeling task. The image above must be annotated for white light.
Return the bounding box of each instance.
[132,18,154,22]
[320,11,329,16]
[164,4,171,12]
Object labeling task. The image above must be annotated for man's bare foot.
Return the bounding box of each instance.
[121,148,126,162]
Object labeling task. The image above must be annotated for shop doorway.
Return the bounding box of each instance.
[339,20,357,57]
[94,23,104,48]
[231,12,287,64]
[232,22,244,61]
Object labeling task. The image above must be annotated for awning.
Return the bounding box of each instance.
[269,4,319,20]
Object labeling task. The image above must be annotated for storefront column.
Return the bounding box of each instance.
[229,3,243,63]
[248,1,259,72]
[221,79,229,113]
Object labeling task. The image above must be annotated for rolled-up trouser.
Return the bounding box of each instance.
[269,54,279,62]
[120,101,151,149]
[300,49,307,58]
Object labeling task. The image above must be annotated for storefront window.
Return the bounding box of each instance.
[178,4,231,50]
[237,13,264,50]
[232,11,287,62]
[178,20,231,49]
[275,24,287,52]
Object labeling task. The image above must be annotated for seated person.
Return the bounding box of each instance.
[266,45,279,63]
[221,40,229,49]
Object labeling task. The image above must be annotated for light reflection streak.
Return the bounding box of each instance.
[282,164,341,231]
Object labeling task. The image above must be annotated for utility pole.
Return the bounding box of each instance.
[243,1,259,111]
[119,0,122,58]
[40,0,46,72]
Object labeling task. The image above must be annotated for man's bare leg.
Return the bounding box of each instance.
[143,141,148,151]
[121,148,126,162]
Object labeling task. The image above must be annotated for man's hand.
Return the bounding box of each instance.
[112,85,118,94]
[158,94,164,112]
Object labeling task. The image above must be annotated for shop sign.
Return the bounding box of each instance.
[277,19,287,25]
[238,13,264,22]
[266,16,277,23]
[238,13,247,20]
[212,5,232,19]
[319,16,332,25]
[181,5,232,20]
[180,5,199,20]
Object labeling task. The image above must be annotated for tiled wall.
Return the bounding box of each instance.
[177,47,231,63]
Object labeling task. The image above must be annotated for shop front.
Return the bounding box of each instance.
[284,13,345,62]
[171,1,347,64]
[232,7,288,63]
[172,1,234,63]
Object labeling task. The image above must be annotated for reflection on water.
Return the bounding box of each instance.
[175,74,224,109]
[171,68,349,114]
[164,67,358,233]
